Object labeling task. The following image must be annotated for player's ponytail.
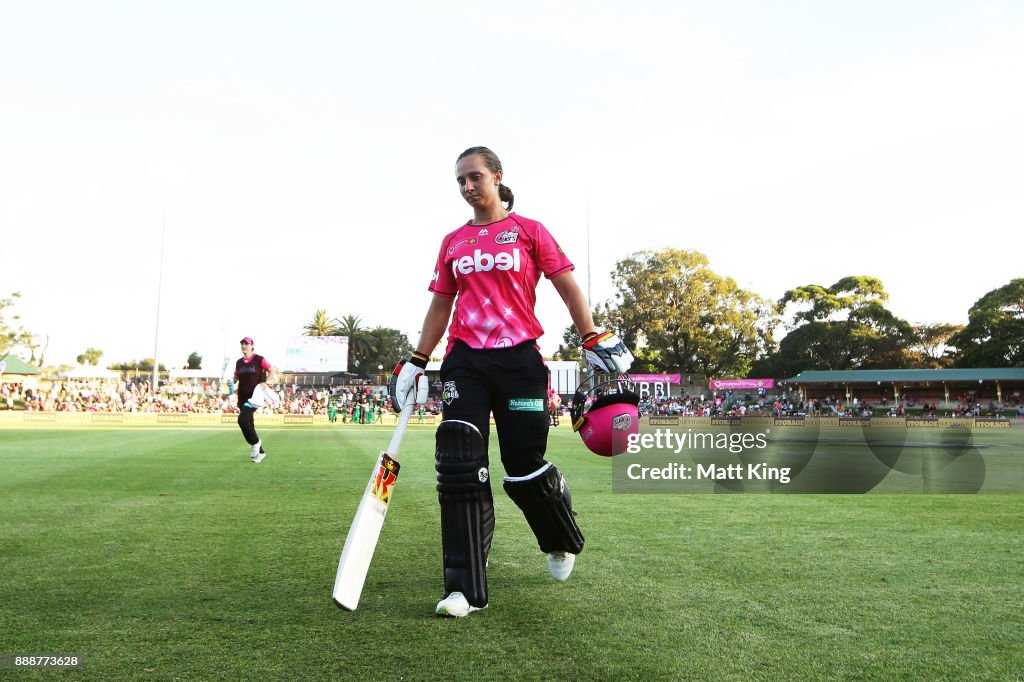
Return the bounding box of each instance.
[498,183,514,211]
[458,146,515,211]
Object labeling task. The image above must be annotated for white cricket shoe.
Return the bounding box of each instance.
[253,452,266,463]
[547,552,576,582]
[250,440,261,459]
[435,592,485,617]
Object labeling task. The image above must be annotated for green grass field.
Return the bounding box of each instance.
[1,425,1022,680]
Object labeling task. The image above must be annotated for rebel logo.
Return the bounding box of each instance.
[495,230,519,244]
[451,248,521,278]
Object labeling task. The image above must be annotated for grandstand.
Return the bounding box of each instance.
[781,368,1024,411]
[275,370,376,387]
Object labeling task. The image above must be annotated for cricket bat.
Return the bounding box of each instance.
[332,401,416,610]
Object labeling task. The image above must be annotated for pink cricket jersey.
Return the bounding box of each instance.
[428,213,574,355]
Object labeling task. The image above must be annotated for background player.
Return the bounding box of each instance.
[235,336,276,463]
[548,388,562,427]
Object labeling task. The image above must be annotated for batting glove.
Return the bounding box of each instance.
[582,330,634,373]
[389,353,429,411]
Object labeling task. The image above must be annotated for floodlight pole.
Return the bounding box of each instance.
[221,326,229,384]
[152,215,166,395]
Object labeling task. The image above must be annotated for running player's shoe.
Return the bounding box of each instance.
[547,551,575,582]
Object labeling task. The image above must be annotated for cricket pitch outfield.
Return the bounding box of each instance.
[1,424,1022,679]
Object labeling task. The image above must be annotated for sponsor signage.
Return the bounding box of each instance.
[632,374,677,400]
[975,418,1010,428]
[742,416,773,427]
[839,417,871,426]
[711,417,740,426]
[630,374,681,384]
[870,417,906,428]
[710,379,775,391]
[937,418,974,428]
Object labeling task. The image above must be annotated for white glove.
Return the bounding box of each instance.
[389,358,429,411]
[247,384,280,408]
[582,330,634,373]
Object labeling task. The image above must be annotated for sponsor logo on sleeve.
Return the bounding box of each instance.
[447,237,477,256]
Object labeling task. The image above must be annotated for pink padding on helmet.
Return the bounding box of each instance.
[578,395,640,457]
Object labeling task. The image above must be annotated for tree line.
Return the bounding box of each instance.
[302,312,412,375]
[0,293,48,366]
[3,254,1020,380]
[553,249,1023,378]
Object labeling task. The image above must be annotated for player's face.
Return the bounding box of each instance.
[240,342,253,358]
[456,154,501,209]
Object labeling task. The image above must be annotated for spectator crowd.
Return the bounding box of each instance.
[635,390,1020,419]
[0,379,443,419]
[2,380,1019,420]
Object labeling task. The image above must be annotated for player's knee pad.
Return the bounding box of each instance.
[503,463,584,555]
[435,419,494,607]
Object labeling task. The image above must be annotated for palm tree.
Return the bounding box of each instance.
[304,309,338,337]
[361,326,414,372]
[336,314,375,370]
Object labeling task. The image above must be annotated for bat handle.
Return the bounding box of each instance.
[386,402,416,456]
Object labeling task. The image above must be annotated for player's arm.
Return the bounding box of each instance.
[415,293,455,357]
[390,294,453,410]
[550,271,633,373]
[262,359,276,386]
[550,271,596,338]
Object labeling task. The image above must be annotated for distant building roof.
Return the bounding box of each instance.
[783,368,1024,384]
[0,354,40,375]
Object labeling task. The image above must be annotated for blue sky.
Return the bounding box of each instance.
[1,1,1021,374]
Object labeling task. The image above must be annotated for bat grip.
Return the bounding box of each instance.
[385,402,416,456]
